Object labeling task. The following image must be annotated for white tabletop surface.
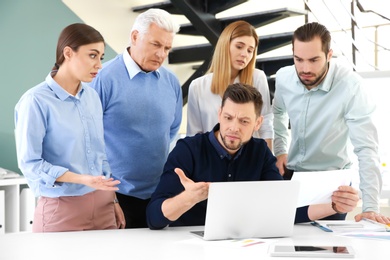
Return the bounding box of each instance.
[0,223,388,260]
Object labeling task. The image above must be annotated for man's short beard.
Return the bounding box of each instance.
[220,132,243,152]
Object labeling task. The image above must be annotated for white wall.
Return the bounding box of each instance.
[359,71,390,180]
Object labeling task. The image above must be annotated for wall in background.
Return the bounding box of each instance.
[1,0,388,177]
[0,0,117,173]
[360,71,390,177]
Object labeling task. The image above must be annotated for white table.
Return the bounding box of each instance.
[0,223,387,260]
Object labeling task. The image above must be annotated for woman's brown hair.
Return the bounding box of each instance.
[52,23,105,75]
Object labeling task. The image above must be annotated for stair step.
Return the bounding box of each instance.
[169,32,294,64]
[190,55,293,75]
[178,8,307,36]
[256,55,294,76]
[132,1,180,14]
[132,0,248,15]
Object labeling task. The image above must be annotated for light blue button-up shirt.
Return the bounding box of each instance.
[273,60,382,212]
[15,73,111,198]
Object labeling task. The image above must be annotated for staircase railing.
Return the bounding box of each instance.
[303,0,390,71]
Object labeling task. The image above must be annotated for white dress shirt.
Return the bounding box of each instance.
[187,69,274,140]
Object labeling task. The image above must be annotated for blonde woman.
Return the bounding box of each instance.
[187,20,273,149]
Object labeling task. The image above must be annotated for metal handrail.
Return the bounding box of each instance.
[303,0,390,71]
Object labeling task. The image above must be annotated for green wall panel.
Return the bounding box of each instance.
[0,0,117,173]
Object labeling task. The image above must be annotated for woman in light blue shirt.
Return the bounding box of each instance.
[15,23,125,232]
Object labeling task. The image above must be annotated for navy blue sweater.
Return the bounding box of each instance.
[146,125,344,229]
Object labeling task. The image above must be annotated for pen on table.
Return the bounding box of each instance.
[311,222,332,232]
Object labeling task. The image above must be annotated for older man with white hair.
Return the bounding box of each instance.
[91,9,182,228]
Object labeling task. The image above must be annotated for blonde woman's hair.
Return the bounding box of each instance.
[208,20,259,95]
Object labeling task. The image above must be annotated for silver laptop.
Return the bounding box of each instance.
[191,180,300,240]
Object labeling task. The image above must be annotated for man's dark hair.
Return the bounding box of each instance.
[221,83,263,117]
[292,22,331,54]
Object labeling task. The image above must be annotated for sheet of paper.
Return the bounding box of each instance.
[314,219,389,233]
[339,232,390,241]
[291,169,356,207]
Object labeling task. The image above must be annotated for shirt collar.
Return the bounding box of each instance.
[45,73,84,101]
[317,60,335,92]
[123,47,160,79]
[208,123,244,160]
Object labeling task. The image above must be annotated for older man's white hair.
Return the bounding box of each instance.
[131,8,180,38]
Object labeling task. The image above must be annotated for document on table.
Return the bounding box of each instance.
[340,232,390,241]
[291,169,355,207]
[313,219,390,233]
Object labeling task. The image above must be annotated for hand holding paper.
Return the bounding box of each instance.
[331,185,359,214]
[292,169,356,207]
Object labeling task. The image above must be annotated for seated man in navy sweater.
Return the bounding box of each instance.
[146,83,359,229]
